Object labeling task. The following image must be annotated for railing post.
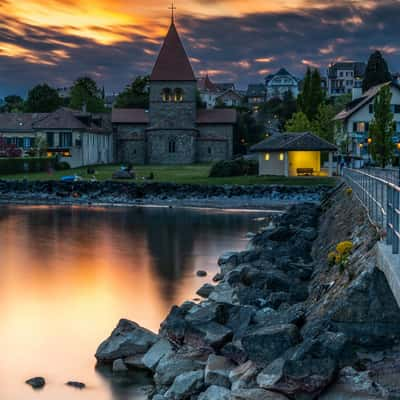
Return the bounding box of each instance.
[387,185,393,247]
[394,188,399,255]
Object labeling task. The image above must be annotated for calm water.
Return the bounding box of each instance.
[0,205,269,400]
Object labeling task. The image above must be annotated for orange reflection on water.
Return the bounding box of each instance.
[0,205,264,400]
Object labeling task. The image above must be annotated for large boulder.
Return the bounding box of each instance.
[229,360,259,391]
[164,370,204,400]
[154,353,204,387]
[95,319,158,363]
[143,339,173,371]
[242,324,301,365]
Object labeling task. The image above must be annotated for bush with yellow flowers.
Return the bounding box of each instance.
[327,241,353,273]
[345,187,353,196]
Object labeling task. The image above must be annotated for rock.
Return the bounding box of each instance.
[229,360,259,391]
[213,272,223,282]
[25,377,45,389]
[164,370,204,400]
[204,354,235,388]
[231,388,289,400]
[221,341,248,365]
[218,251,238,266]
[112,358,128,372]
[198,385,231,400]
[96,319,158,363]
[253,308,279,325]
[66,381,86,389]
[320,367,389,400]
[242,324,301,365]
[209,283,237,305]
[186,321,233,349]
[143,339,173,371]
[225,305,256,339]
[124,354,146,369]
[196,283,214,298]
[160,306,188,345]
[257,358,285,388]
[196,270,207,277]
[154,353,203,387]
[112,170,135,179]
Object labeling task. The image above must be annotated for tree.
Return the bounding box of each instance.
[363,51,392,92]
[1,95,24,112]
[25,84,62,112]
[312,104,336,143]
[369,85,395,167]
[114,76,150,108]
[69,76,105,112]
[297,68,324,120]
[235,109,264,153]
[285,111,312,132]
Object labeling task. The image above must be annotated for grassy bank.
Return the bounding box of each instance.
[0,163,336,186]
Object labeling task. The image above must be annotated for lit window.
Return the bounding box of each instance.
[162,88,172,102]
[174,88,184,102]
[265,153,270,161]
[279,153,285,161]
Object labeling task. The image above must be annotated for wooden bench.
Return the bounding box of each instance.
[297,168,314,176]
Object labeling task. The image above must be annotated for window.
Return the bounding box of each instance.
[369,104,374,114]
[23,137,32,149]
[394,104,400,114]
[353,122,366,133]
[396,122,400,133]
[59,132,72,147]
[168,140,176,153]
[279,153,285,161]
[162,88,172,102]
[46,132,55,147]
[208,147,212,155]
[174,88,184,102]
[265,153,270,161]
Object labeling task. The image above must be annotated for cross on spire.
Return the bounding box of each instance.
[169,0,176,23]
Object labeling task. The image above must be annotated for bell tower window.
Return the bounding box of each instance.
[162,88,172,102]
[174,88,184,102]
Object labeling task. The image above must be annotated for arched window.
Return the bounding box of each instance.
[162,88,172,102]
[168,140,176,153]
[174,88,184,102]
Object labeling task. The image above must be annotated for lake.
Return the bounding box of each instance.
[0,205,270,400]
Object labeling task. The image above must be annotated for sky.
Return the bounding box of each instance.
[0,0,399,97]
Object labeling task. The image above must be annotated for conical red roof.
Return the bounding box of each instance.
[150,22,196,81]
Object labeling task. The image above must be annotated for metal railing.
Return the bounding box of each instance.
[343,168,400,255]
[364,167,400,186]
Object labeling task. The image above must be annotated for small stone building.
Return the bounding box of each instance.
[112,19,236,165]
[250,132,337,177]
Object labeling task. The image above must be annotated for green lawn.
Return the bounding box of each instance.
[0,163,337,186]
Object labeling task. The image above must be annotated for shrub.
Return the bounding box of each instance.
[55,161,71,171]
[209,158,258,178]
[0,157,55,175]
[345,187,353,196]
[327,241,354,274]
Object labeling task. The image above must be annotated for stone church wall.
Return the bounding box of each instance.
[197,124,233,162]
[116,124,146,164]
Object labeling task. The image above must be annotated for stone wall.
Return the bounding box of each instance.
[147,129,197,164]
[115,124,147,164]
[197,124,233,162]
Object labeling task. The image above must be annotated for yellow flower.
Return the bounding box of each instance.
[327,251,337,265]
[346,188,353,196]
[336,241,353,256]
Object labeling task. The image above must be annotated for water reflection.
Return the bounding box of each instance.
[0,205,268,400]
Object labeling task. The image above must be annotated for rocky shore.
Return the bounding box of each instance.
[0,180,330,209]
[95,184,400,399]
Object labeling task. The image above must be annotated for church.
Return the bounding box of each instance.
[112,15,236,165]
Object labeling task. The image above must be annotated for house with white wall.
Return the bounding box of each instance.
[334,81,400,166]
[265,68,299,100]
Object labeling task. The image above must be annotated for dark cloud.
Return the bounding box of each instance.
[0,1,399,97]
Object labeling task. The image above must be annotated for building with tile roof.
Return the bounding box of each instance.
[265,68,300,100]
[0,108,113,167]
[250,132,337,177]
[113,18,236,164]
[334,81,400,165]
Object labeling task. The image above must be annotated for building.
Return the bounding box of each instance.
[0,108,113,168]
[250,132,337,177]
[327,62,366,97]
[246,84,267,110]
[334,81,400,165]
[197,75,240,109]
[112,18,236,165]
[265,68,299,100]
[56,86,72,99]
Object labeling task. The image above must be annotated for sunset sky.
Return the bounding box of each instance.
[0,0,399,97]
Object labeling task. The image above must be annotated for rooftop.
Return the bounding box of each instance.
[250,132,337,152]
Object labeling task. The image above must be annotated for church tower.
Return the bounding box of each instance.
[146,8,198,164]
